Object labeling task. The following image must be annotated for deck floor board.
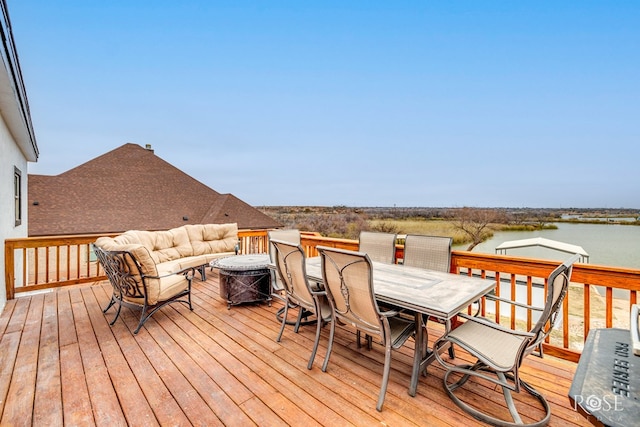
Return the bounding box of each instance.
[0,274,592,426]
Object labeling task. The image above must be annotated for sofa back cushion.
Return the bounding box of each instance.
[186,223,238,255]
[124,227,193,263]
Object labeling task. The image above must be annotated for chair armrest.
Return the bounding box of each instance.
[309,287,327,297]
[379,309,401,317]
[457,312,535,338]
[485,294,544,312]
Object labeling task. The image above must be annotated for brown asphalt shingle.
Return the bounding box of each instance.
[28,143,281,236]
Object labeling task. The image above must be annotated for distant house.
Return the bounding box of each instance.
[28,143,281,236]
[0,5,38,308]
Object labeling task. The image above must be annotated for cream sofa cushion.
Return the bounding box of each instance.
[155,259,185,276]
[117,272,188,307]
[124,227,193,264]
[186,223,238,255]
[156,274,190,303]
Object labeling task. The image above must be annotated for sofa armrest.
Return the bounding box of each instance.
[94,244,168,305]
[144,266,195,281]
[95,238,158,277]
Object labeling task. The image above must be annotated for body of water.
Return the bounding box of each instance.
[453,222,640,269]
[453,222,640,319]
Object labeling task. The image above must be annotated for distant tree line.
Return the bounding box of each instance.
[259,206,639,249]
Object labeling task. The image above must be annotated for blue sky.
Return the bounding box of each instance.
[10,1,639,208]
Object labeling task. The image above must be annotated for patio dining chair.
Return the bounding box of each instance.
[402,234,452,272]
[433,253,580,426]
[271,239,332,369]
[268,229,301,299]
[402,234,454,356]
[358,231,397,264]
[317,246,416,411]
[268,229,317,329]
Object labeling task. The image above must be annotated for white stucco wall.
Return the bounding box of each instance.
[0,115,29,311]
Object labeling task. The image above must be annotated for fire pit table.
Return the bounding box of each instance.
[212,254,272,309]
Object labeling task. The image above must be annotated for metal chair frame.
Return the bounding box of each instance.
[317,246,415,411]
[268,230,316,328]
[403,234,454,357]
[271,239,331,369]
[433,253,580,426]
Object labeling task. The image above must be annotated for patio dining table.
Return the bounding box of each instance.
[304,256,496,397]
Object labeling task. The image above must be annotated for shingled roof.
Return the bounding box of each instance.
[28,143,281,236]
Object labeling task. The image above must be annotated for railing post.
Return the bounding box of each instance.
[5,240,15,300]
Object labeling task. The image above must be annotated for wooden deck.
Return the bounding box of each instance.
[0,272,591,426]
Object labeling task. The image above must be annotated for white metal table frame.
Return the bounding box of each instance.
[304,256,496,397]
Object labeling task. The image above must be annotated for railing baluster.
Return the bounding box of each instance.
[55,245,60,282]
[584,284,591,342]
[34,247,39,285]
[21,247,26,288]
[526,276,533,331]
[45,246,50,283]
[510,274,516,330]
[494,271,501,324]
[563,289,570,349]
[606,287,613,328]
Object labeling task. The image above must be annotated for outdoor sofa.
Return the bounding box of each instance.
[93,223,238,333]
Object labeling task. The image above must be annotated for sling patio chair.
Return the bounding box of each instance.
[358,231,398,264]
[268,229,316,329]
[271,239,332,369]
[317,246,416,411]
[402,234,452,272]
[357,230,398,345]
[268,229,301,300]
[403,234,454,356]
[433,253,580,426]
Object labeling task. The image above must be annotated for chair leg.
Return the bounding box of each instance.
[356,331,373,349]
[376,343,393,411]
[133,305,149,334]
[307,309,324,370]
[322,320,337,372]
[500,372,523,425]
[104,296,122,326]
[442,365,551,427]
[276,304,316,327]
[276,301,290,342]
[103,295,116,313]
[293,307,305,333]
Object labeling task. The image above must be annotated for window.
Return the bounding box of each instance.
[14,167,21,226]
